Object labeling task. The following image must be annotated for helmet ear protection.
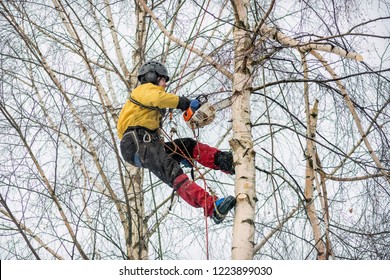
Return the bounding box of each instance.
[144,71,158,84]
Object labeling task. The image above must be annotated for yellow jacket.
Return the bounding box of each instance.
[117,83,182,139]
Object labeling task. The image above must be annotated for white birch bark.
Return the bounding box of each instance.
[230,0,256,260]
[123,1,149,260]
[301,51,329,259]
[259,24,363,61]
[304,99,326,259]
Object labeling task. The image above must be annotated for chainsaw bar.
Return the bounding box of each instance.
[211,97,232,112]
[183,96,232,129]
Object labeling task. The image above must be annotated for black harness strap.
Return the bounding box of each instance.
[168,175,189,211]
[129,95,160,111]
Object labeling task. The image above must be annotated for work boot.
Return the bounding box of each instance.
[212,195,236,224]
[214,151,235,174]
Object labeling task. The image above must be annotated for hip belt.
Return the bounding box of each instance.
[123,127,160,143]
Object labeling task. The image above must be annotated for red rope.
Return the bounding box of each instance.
[160,126,212,260]
[190,128,211,260]
[187,0,212,261]
[167,0,213,260]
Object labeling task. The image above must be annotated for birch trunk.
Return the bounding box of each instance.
[123,1,149,260]
[304,100,326,259]
[230,0,256,260]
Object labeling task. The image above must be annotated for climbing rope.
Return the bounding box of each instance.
[190,126,211,260]
[162,0,213,260]
[159,124,218,260]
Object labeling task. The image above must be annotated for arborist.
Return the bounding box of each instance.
[117,60,236,224]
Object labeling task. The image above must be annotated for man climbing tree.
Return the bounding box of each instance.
[117,61,236,224]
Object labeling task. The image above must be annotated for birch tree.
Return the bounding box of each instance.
[1,0,389,260]
[229,0,256,260]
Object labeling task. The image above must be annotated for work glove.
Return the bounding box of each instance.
[183,99,201,123]
[190,99,201,111]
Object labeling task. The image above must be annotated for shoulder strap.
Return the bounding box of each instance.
[129,95,159,111]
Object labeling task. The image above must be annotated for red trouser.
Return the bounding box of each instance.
[192,142,219,170]
[173,174,217,217]
[172,142,221,217]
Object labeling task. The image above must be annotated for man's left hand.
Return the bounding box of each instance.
[190,99,201,111]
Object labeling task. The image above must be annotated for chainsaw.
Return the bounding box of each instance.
[183,94,232,129]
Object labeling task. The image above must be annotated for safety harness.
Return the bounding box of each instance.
[129,95,159,111]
